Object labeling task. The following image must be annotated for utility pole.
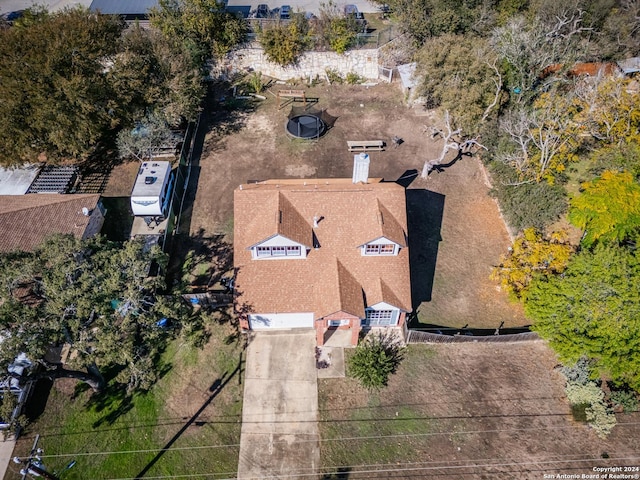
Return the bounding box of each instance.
[13,435,60,480]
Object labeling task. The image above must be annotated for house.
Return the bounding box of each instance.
[89,0,158,21]
[0,165,40,195]
[0,194,105,253]
[541,62,621,80]
[233,163,411,346]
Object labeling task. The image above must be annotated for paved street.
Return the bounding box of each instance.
[0,0,380,16]
[237,331,319,480]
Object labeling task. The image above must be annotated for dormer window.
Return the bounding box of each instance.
[364,244,396,255]
[256,245,301,258]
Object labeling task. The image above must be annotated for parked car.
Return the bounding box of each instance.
[0,353,35,432]
[280,5,291,19]
[255,4,270,18]
[344,4,364,20]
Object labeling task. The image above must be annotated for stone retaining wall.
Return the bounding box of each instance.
[227,47,380,81]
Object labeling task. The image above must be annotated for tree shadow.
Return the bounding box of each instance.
[133,361,242,479]
[88,385,134,428]
[406,189,445,309]
[75,137,123,194]
[320,468,351,479]
[166,230,234,293]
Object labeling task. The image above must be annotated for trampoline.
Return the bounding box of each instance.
[285,106,337,140]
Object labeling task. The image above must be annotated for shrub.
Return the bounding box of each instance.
[489,163,568,232]
[347,331,406,390]
[258,15,310,66]
[559,357,592,385]
[565,381,617,438]
[610,389,640,413]
[345,71,365,84]
[315,1,359,54]
[325,68,343,84]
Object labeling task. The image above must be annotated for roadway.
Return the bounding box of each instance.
[0,0,381,16]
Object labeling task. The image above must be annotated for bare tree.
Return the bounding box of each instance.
[481,57,503,122]
[499,95,577,181]
[421,111,487,178]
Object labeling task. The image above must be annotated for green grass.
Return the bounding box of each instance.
[319,346,437,469]
[10,326,244,480]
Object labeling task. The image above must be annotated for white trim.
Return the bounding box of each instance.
[362,307,399,326]
[249,312,314,329]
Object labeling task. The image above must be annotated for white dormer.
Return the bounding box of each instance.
[249,234,308,260]
[359,236,401,256]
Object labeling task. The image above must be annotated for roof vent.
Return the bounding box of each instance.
[144,176,156,185]
[313,215,319,228]
[82,207,90,216]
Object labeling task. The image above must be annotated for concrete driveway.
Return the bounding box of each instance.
[237,330,319,480]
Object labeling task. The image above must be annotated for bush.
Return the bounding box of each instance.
[258,16,310,66]
[490,163,568,232]
[347,331,406,390]
[325,68,343,84]
[345,72,365,84]
[559,357,592,385]
[565,381,617,438]
[315,1,359,54]
[610,389,640,413]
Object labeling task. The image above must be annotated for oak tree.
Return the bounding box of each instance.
[526,243,640,392]
[0,235,202,393]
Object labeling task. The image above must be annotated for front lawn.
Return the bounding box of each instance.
[7,321,244,480]
[318,342,640,479]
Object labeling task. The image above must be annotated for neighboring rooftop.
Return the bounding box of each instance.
[89,0,158,16]
[27,165,78,194]
[0,194,103,252]
[234,178,411,319]
[0,165,40,195]
[618,57,640,75]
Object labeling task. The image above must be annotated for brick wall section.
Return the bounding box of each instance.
[228,48,380,81]
[316,311,361,346]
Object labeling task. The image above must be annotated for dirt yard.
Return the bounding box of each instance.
[319,341,640,479]
[187,80,524,328]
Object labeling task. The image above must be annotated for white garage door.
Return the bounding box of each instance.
[249,313,314,330]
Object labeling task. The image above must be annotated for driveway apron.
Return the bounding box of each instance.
[237,331,320,479]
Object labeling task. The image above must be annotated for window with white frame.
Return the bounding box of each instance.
[255,245,301,258]
[363,309,396,326]
[364,244,396,255]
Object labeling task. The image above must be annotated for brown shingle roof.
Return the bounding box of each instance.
[277,193,313,247]
[234,179,411,320]
[0,194,101,253]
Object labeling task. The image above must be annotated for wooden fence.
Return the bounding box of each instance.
[406,330,540,344]
[182,292,233,308]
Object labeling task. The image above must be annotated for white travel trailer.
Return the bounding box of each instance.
[130,161,173,218]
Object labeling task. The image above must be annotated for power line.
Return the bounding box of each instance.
[98,454,640,480]
[39,420,640,459]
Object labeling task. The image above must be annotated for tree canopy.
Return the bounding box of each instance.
[491,228,574,299]
[0,8,204,166]
[526,244,640,391]
[0,235,205,393]
[150,0,247,63]
[569,171,640,247]
[415,34,503,134]
[0,8,125,164]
